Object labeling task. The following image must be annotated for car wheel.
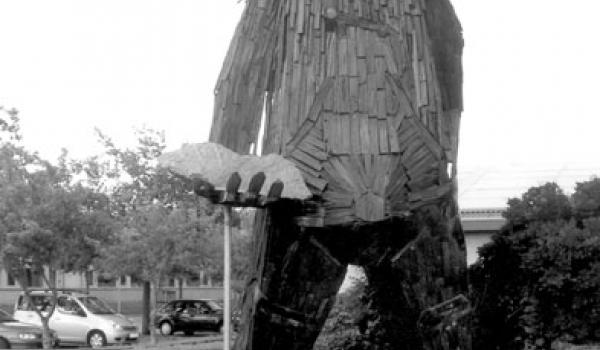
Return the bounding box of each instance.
[159,321,173,336]
[0,338,10,349]
[87,331,107,348]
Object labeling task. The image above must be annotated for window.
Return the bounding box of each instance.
[7,272,16,287]
[77,296,114,315]
[57,296,85,316]
[97,273,116,287]
[85,270,94,287]
[17,294,52,312]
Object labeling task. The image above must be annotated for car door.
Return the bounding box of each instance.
[171,301,191,330]
[50,296,89,343]
[191,301,220,330]
[13,295,43,327]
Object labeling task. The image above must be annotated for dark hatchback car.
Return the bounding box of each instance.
[0,308,59,349]
[153,300,223,336]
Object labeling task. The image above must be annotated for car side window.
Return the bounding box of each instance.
[194,302,210,314]
[162,302,175,313]
[17,295,51,312]
[57,296,84,316]
[173,301,185,313]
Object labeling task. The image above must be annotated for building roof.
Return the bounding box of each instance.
[460,207,506,233]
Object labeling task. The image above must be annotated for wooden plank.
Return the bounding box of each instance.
[367,74,378,114]
[357,58,368,84]
[338,37,349,75]
[386,86,399,116]
[368,116,379,154]
[383,38,398,74]
[350,114,362,154]
[378,119,390,153]
[340,116,352,153]
[304,129,327,151]
[297,0,306,34]
[359,115,370,154]
[376,89,387,118]
[298,140,328,161]
[364,154,373,183]
[326,33,337,77]
[387,117,401,153]
[407,116,443,160]
[304,173,328,192]
[356,28,367,58]
[366,31,377,74]
[340,77,350,114]
[291,154,322,178]
[291,148,324,172]
[349,77,360,112]
[358,82,368,113]
[373,155,391,195]
[323,113,334,153]
[375,56,387,89]
[355,191,385,222]
[348,28,358,76]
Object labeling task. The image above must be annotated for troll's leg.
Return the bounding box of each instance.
[234,205,348,350]
[363,204,472,350]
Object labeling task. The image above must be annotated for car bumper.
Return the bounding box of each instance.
[106,329,140,344]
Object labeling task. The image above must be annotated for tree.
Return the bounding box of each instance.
[572,177,600,219]
[470,181,600,350]
[91,127,233,335]
[0,108,115,348]
[504,182,572,229]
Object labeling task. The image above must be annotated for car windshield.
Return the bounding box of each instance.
[206,301,222,311]
[0,309,16,322]
[77,296,115,315]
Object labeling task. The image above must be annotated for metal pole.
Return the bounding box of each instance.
[223,205,232,350]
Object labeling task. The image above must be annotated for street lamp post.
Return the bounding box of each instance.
[222,205,232,350]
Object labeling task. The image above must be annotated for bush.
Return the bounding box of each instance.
[471,180,600,350]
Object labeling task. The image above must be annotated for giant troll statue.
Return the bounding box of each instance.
[210,0,469,348]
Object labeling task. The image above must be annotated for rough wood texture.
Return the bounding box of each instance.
[209,0,470,349]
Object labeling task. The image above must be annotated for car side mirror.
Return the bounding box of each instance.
[77,309,87,317]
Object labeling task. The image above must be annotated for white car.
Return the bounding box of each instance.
[12,290,139,348]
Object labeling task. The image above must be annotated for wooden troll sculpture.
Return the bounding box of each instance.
[211,0,469,348]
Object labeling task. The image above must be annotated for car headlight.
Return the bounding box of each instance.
[112,322,124,330]
[18,333,37,340]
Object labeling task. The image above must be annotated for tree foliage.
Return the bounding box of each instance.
[0,108,115,348]
[471,180,600,350]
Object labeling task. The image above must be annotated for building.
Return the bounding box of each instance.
[461,207,506,265]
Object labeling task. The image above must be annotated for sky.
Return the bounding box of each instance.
[1,0,599,208]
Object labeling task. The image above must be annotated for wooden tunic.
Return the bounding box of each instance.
[210,0,470,349]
